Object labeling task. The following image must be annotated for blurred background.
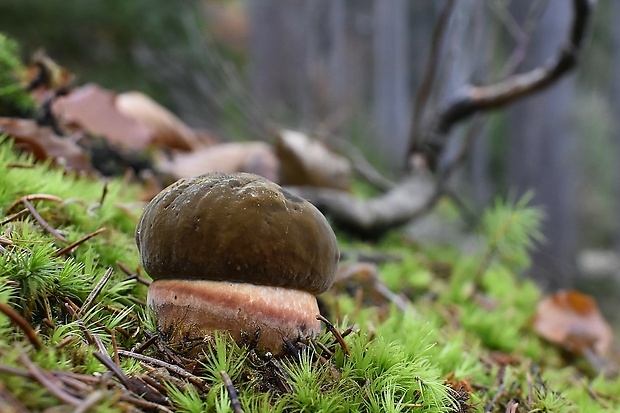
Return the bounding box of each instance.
[0,1,618,311]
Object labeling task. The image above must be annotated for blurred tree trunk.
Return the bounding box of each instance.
[613,2,620,255]
[248,1,375,131]
[508,0,579,289]
[373,0,409,168]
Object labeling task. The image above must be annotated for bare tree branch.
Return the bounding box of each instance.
[287,172,437,239]
[300,0,593,239]
[431,0,592,139]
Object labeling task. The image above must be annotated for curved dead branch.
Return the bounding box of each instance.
[287,172,437,239]
[299,0,593,239]
[429,0,592,142]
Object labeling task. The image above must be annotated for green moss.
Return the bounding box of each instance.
[0,139,618,412]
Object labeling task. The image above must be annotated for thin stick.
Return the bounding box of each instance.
[94,351,169,405]
[316,314,350,356]
[73,390,104,413]
[54,227,106,257]
[117,350,205,386]
[117,261,152,286]
[134,334,159,354]
[0,381,30,413]
[5,194,63,214]
[22,199,68,243]
[79,267,113,316]
[54,335,74,350]
[0,302,42,350]
[220,370,244,413]
[18,353,82,407]
[0,208,28,226]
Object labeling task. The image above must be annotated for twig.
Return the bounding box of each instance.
[569,374,613,410]
[117,349,205,386]
[0,208,28,226]
[316,314,350,356]
[6,162,36,169]
[134,333,159,354]
[0,302,42,350]
[73,390,104,413]
[484,381,505,413]
[312,338,334,358]
[18,352,82,407]
[22,199,68,243]
[54,335,74,350]
[0,381,30,413]
[0,363,31,378]
[93,351,169,405]
[433,0,592,138]
[117,260,152,286]
[526,367,534,406]
[5,194,63,214]
[53,227,106,257]
[220,370,244,413]
[79,267,114,316]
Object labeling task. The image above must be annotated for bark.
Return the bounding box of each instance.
[373,0,409,167]
[508,0,581,289]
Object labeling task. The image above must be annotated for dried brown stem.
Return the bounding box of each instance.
[94,351,170,405]
[134,333,159,354]
[117,349,206,386]
[0,208,28,226]
[117,260,152,286]
[0,381,30,413]
[79,267,113,316]
[220,370,244,413]
[73,391,105,413]
[0,302,42,350]
[316,314,350,356]
[5,194,63,214]
[53,227,106,257]
[18,352,83,407]
[22,198,68,242]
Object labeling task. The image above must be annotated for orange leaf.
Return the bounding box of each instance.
[533,290,612,355]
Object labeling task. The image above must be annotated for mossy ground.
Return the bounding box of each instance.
[0,139,619,412]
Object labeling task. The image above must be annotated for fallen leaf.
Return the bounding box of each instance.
[115,91,204,151]
[533,290,612,355]
[156,141,279,182]
[275,129,351,190]
[26,51,75,106]
[0,117,92,174]
[52,84,152,150]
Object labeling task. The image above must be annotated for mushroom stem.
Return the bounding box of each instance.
[148,279,322,354]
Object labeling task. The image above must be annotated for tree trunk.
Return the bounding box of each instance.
[372,0,409,169]
[508,0,579,289]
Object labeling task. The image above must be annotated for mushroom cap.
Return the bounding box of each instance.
[136,172,339,294]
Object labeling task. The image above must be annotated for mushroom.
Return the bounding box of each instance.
[135,172,339,354]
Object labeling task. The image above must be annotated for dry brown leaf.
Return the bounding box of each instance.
[26,51,75,106]
[0,117,92,174]
[156,142,279,182]
[275,129,351,190]
[533,289,613,355]
[115,91,204,151]
[52,84,152,150]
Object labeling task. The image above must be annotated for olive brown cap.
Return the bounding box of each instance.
[135,172,339,294]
